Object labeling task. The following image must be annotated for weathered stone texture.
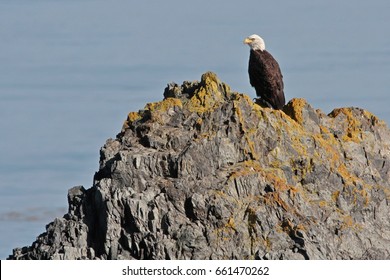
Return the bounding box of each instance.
[9,72,390,260]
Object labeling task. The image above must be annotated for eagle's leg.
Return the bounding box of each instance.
[253,98,274,109]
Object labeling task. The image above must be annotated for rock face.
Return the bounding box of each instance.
[9,72,390,260]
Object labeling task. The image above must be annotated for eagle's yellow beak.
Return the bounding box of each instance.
[243,37,253,44]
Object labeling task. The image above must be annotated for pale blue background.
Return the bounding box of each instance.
[1,0,389,258]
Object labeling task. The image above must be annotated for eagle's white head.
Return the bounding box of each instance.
[244,34,265,51]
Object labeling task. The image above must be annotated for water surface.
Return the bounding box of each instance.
[1,0,389,258]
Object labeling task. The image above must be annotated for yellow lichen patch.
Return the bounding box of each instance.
[145,97,183,112]
[274,113,307,158]
[186,72,228,114]
[127,111,142,123]
[264,237,272,250]
[277,219,308,240]
[382,186,390,200]
[347,184,371,207]
[186,87,222,113]
[295,223,307,232]
[213,216,238,242]
[331,107,385,133]
[332,190,340,203]
[226,217,236,230]
[329,108,364,143]
[283,98,308,125]
[211,189,244,208]
[200,71,231,97]
[278,108,305,131]
[311,135,372,206]
[211,190,230,200]
[318,200,328,208]
[263,192,290,211]
[142,98,183,124]
[287,186,300,200]
[290,157,314,182]
[122,97,183,129]
[340,215,363,232]
[201,72,223,93]
[264,170,291,192]
[244,135,259,160]
[122,111,142,130]
[231,99,262,159]
[359,187,370,206]
[228,160,296,196]
[319,125,331,134]
[363,110,385,126]
[280,219,294,232]
[337,164,361,186]
[227,160,263,181]
[312,133,341,168]
[233,100,246,130]
[195,117,203,128]
[333,185,372,212]
[287,133,309,158]
[342,215,355,228]
[231,91,254,105]
[245,206,264,255]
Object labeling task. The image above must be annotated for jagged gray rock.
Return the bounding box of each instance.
[8,72,390,260]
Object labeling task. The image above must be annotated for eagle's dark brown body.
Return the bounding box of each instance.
[248,49,285,109]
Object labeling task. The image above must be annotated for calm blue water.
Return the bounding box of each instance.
[1,0,389,259]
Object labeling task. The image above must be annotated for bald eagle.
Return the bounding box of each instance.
[244,34,285,109]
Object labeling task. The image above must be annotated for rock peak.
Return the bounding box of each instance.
[9,72,390,260]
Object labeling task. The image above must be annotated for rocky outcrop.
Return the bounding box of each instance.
[9,72,390,260]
